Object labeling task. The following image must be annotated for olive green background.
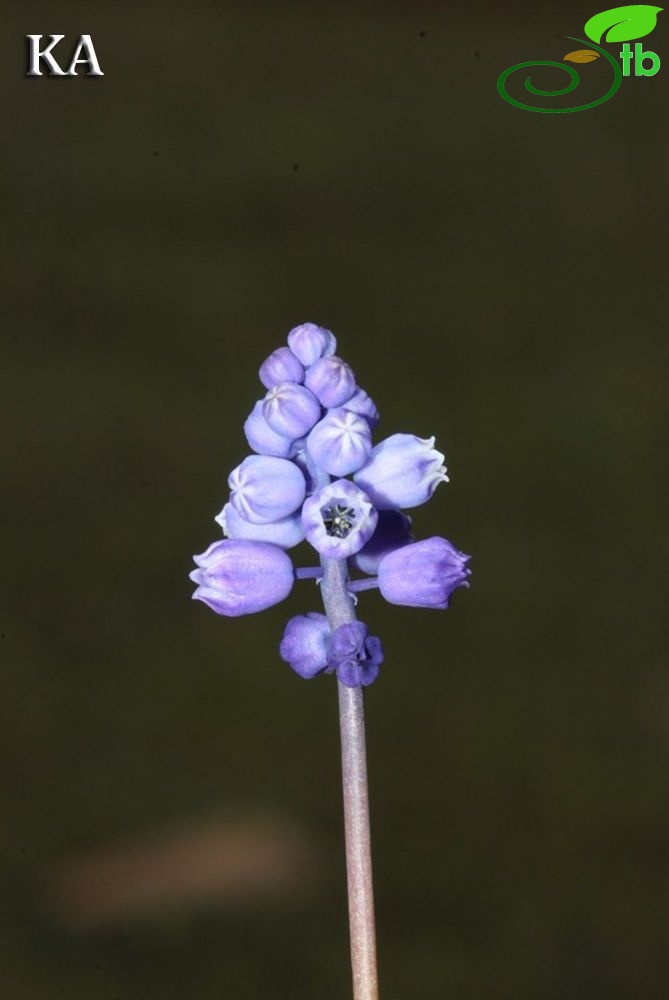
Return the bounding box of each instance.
[2,2,668,997]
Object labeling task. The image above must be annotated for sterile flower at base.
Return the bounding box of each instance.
[280,615,384,687]
[190,539,295,616]
[378,537,471,609]
[280,613,331,679]
[328,622,384,688]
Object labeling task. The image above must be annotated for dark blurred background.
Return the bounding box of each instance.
[2,2,669,997]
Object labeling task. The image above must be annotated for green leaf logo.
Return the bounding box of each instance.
[584,4,663,43]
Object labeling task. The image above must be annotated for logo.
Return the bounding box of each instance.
[497,4,662,112]
[26,34,104,77]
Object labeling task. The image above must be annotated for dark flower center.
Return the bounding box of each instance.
[321,503,356,538]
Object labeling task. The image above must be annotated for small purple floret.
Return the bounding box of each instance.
[216,502,304,549]
[244,400,298,458]
[377,536,471,609]
[263,381,322,440]
[229,455,306,524]
[353,509,414,575]
[354,433,448,509]
[259,346,305,389]
[279,613,331,679]
[328,622,384,688]
[287,322,337,366]
[190,539,294,616]
[304,355,356,408]
[342,387,380,429]
[306,407,372,477]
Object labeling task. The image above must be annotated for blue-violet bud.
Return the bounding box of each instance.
[352,509,414,575]
[327,621,384,688]
[229,455,306,524]
[301,479,378,558]
[190,539,294,616]
[279,612,331,679]
[216,502,304,549]
[306,407,372,477]
[304,355,356,408]
[342,387,380,429]
[377,537,471,609]
[244,400,297,458]
[262,381,322,439]
[287,322,337,367]
[354,433,448,509]
[259,346,305,389]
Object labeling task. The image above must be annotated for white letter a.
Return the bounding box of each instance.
[67,35,104,76]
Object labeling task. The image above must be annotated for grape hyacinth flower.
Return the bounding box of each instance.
[190,322,471,1000]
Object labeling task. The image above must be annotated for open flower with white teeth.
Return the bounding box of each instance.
[190,322,471,687]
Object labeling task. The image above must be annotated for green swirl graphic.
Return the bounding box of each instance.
[497,37,622,112]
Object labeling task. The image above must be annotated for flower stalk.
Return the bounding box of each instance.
[321,557,379,1000]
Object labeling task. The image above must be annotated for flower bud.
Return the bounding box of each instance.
[378,537,471,609]
[229,455,306,524]
[304,356,356,408]
[216,502,304,549]
[306,408,372,477]
[342,387,380,429]
[327,621,383,688]
[354,433,448,509]
[262,382,322,439]
[287,322,337,367]
[352,509,413,575]
[279,612,331,679]
[244,400,298,458]
[259,347,304,390]
[190,539,294,616]
[301,479,378,558]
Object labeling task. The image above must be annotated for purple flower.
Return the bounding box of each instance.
[262,381,322,439]
[279,615,384,687]
[216,502,304,549]
[280,613,331,679]
[191,323,471,682]
[302,479,378,558]
[259,347,304,389]
[354,433,448,509]
[304,356,356,408]
[377,537,471,609]
[190,539,294,616]
[244,400,298,458]
[229,455,306,524]
[287,322,337,367]
[342,387,380,429]
[306,408,372,477]
[352,509,414,575]
[328,621,384,688]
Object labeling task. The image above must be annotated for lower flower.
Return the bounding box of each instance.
[190,539,294,616]
[377,536,471,609]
